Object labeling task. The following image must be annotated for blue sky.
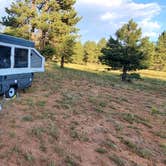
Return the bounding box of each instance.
[75,0,166,42]
[0,0,165,42]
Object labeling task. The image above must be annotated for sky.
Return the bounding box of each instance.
[0,0,165,43]
[75,0,166,42]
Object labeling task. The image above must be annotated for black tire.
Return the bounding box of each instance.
[5,87,17,99]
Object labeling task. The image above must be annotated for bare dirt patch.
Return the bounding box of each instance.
[0,67,165,166]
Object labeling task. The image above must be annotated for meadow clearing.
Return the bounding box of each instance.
[0,63,165,166]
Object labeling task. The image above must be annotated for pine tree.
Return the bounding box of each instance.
[155,31,166,71]
[1,0,81,66]
[83,41,98,64]
[97,38,107,63]
[97,38,107,51]
[100,19,149,81]
[139,37,155,69]
[72,41,84,64]
[50,0,81,68]
[2,0,35,39]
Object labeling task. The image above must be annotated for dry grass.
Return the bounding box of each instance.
[0,62,165,166]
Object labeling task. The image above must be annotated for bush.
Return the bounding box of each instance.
[40,45,56,60]
[120,73,142,82]
[128,73,142,80]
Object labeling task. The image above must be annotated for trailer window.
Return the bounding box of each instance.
[31,50,42,68]
[0,45,11,69]
[14,48,28,68]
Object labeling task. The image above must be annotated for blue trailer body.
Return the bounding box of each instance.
[0,73,33,95]
[0,34,45,98]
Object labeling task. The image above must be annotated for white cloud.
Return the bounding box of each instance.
[139,19,161,38]
[139,19,160,30]
[78,0,124,8]
[101,12,118,21]
[142,32,158,38]
[76,0,161,40]
[99,0,161,34]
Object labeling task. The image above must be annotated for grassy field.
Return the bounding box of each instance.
[66,63,166,80]
[0,63,165,166]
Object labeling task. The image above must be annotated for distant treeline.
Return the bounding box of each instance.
[72,31,166,72]
[1,0,166,73]
[72,38,107,65]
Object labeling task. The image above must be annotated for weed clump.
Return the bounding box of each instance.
[109,154,125,166]
[121,138,152,159]
[95,148,107,154]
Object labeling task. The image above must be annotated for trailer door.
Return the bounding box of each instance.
[0,45,11,69]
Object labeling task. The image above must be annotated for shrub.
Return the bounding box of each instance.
[40,45,56,60]
[128,73,142,80]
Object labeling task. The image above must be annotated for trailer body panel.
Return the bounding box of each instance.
[0,73,33,95]
[0,34,45,97]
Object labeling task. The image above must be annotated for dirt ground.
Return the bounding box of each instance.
[0,67,165,166]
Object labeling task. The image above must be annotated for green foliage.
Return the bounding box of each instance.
[116,19,142,47]
[121,113,151,128]
[121,138,152,159]
[64,155,78,166]
[83,41,98,63]
[95,148,107,154]
[22,115,33,122]
[40,45,56,60]
[72,41,84,64]
[57,37,76,68]
[82,39,107,64]
[151,107,159,115]
[2,0,35,39]
[2,1,165,71]
[2,0,81,67]
[109,154,125,166]
[154,31,166,71]
[139,37,155,68]
[121,73,142,81]
[83,39,107,64]
[100,19,150,81]
[97,38,107,51]
[160,143,166,155]
[97,38,107,62]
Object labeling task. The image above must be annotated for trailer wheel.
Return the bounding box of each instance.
[5,87,17,99]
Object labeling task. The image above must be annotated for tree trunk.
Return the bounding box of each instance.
[31,0,36,40]
[40,31,46,50]
[60,56,65,68]
[122,67,127,81]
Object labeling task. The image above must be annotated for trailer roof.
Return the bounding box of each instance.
[0,34,35,48]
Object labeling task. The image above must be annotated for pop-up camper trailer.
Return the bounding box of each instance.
[0,34,45,98]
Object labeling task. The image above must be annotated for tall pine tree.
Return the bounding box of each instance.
[83,41,98,64]
[72,41,84,64]
[1,0,80,67]
[139,37,155,69]
[100,19,149,81]
[97,38,107,63]
[2,0,35,39]
[155,31,166,71]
